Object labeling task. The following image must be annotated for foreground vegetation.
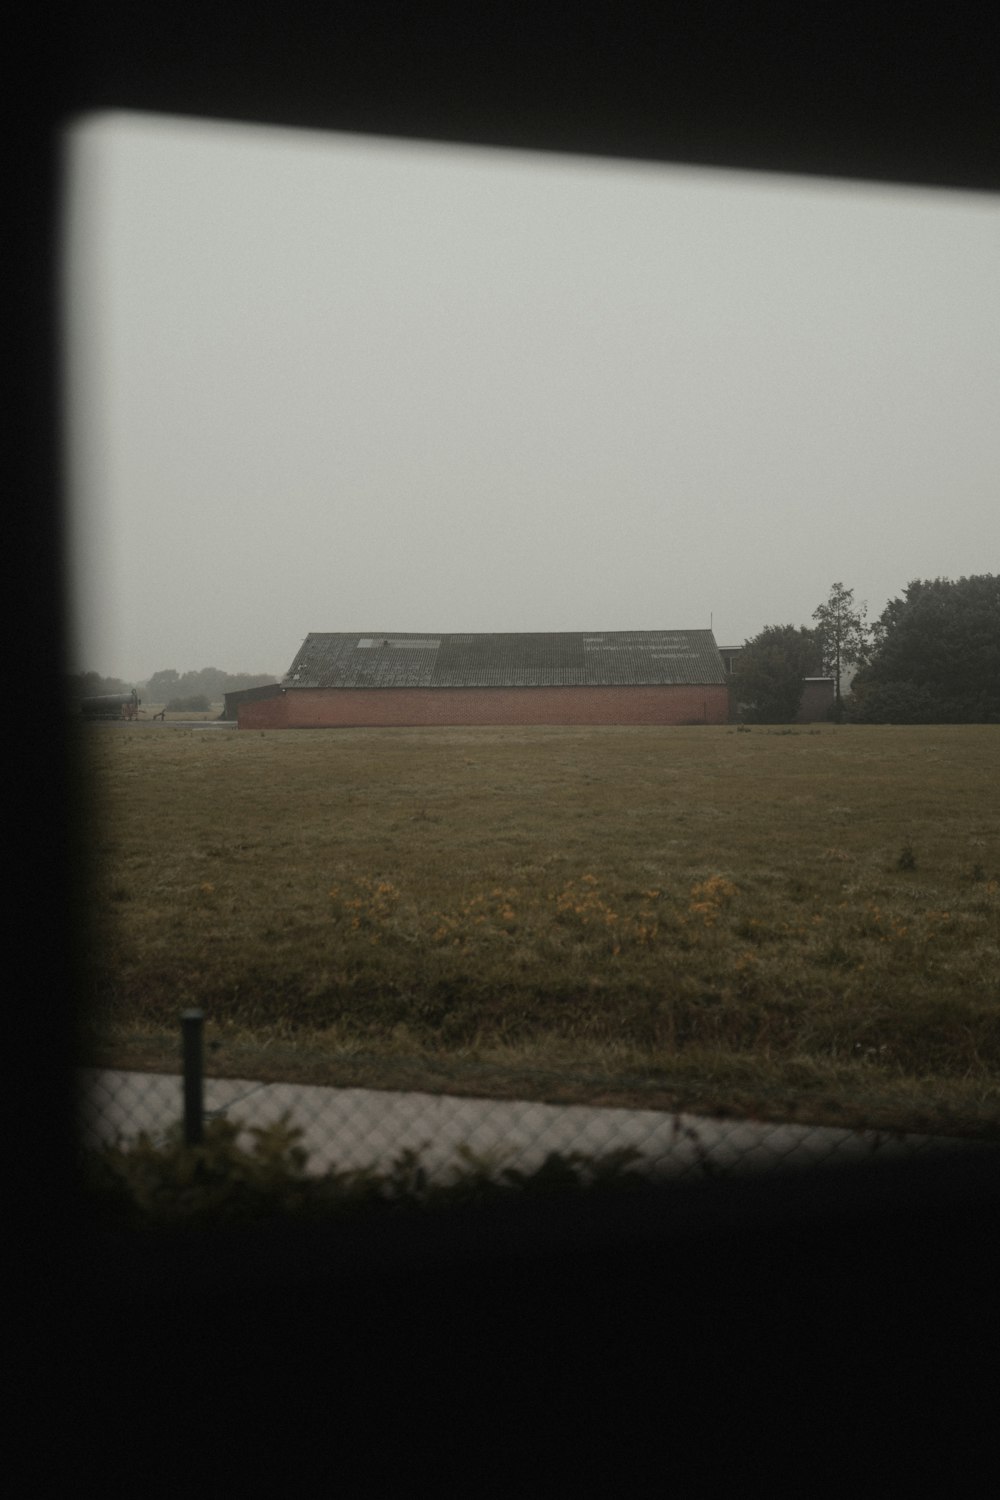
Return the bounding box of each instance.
[79,722,1000,1137]
[84,1114,655,1228]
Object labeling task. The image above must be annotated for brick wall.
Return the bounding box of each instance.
[239,684,730,728]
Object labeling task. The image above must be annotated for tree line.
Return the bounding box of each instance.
[67,666,277,710]
[141,667,278,708]
[732,574,999,724]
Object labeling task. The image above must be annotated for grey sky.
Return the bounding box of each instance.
[63,112,1000,684]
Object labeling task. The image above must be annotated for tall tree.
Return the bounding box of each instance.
[146,668,180,703]
[731,625,820,723]
[144,666,280,703]
[812,582,870,719]
[66,671,134,703]
[851,574,1000,723]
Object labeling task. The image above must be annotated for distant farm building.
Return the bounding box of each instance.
[220,683,283,721]
[237,632,731,728]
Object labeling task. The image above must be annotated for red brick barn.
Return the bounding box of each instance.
[238,632,731,728]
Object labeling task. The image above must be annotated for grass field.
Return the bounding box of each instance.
[78,721,1000,1138]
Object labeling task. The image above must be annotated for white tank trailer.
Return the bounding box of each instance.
[81,689,141,721]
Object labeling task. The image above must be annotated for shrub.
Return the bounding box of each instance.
[896,839,917,872]
[82,1115,656,1227]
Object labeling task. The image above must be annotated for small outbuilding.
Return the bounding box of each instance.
[238,631,731,728]
[718,645,836,723]
[795,677,836,723]
[220,683,283,721]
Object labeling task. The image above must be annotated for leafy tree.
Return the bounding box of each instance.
[143,667,278,704]
[812,582,870,719]
[851,574,1000,723]
[185,667,229,700]
[146,668,180,704]
[730,625,820,723]
[222,672,280,693]
[66,671,135,703]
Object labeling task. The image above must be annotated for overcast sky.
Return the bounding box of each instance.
[63,111,1000,684]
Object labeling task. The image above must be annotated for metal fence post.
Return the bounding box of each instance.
[182,1009,205,1146]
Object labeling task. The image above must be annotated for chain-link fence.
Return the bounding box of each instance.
[78,1012,983,1189]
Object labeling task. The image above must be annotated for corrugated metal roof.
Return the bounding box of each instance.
[283,632,727,689]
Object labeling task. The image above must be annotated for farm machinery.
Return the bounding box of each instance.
[81,689,143,721]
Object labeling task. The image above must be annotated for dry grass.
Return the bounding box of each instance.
[78,722,1000,1136]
